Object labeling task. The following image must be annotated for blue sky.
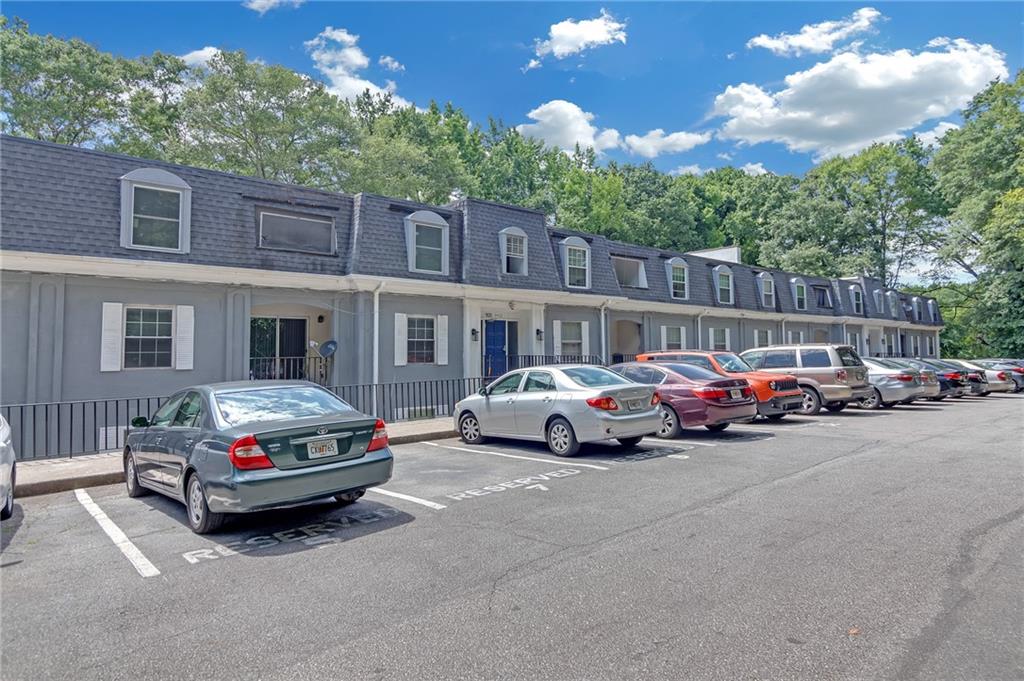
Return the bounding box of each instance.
[7,1,1022,176]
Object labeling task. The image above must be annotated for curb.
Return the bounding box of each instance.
[14,429,457,498]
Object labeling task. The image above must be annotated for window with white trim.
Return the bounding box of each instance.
[714,265,733,305]
[124,307,173,368]
[404,210,449,275]
[792,279,807,311]
[560,321,584,355]
[709,327,730,351]
[561,237,591,289]
[754,328,772,347]
[120,168,192,253]
[788,330,805,344]
[912,297,922,321]
[611,257,648,288]
[407,316,436,363]
[500,227,528,275]
[666,258,688,300]
[850,286,864,315]
[758,273,775,308]
[101,302,193,373]
[847,331,862,352]
[911,335,921,357]
[928,300,938,322]
[873,290,883,314]
[662,326,685,351]
[814,286,833,308]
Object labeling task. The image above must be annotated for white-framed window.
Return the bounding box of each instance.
[791,278,807,311]
[666,258,688,300]
[758,273,775,308]
[100,302,194,372]
[561,237,591,289]
[554,320,589,357]
[119,168,192,253]
[888,291,900,319]
[499,226,528,276]
[754,328,772,348]
[661,325,686,351]
[928,300,938,322]
[709,327,730,351]
[814,286,833,309]
[714,265,733,305]
[394,313,449,366]
[847,331,862,351]
[404,210,450,275]
[124,306,173,368]
[850,286,864,315]
[911,335,921,357]
[611,256,648,288]
[258,208,335,255]
[873,290,883,314]
[912,297,923,321]
[926,335,935,356]
[788,330,805,344]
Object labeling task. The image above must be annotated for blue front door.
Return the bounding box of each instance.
[484,320,507,377]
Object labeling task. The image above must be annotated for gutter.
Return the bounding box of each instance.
[372,281,386,385]
[599,300,610,363]
[697,310,707,350]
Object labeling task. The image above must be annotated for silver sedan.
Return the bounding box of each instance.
[454,365,662,456]
[1,415,16,520]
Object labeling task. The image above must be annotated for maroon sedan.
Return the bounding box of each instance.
[611,362,757,437]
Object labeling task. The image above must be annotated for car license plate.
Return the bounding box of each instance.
[627,398,642,410]
[307,438,338,459]
[729,389,742,399]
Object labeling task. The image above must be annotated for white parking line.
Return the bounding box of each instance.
[643,437,717,448]
[74,489,161,578]
[424,442,610,471]
[667,454,690,460]
[367,487,447,510]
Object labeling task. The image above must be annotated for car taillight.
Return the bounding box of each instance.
[997,371,1008,381]
[968,372,980,380]
[742,386,753,397]
[944,372,962,381]
[228,434,274,470]
[586,396,619,411]
[836,369,848,382]
[367,419,389,452]
[693,387,727,401]
[1012,367,1024,374]
[650,392,661,406]
[896,374,915,382]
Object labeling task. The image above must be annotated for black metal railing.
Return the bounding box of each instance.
[329,377,485,423]
[249,356,333,385]
[611,353,639,364]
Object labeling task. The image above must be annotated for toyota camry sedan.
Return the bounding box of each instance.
[454,365,662,456]
[124,381,393,533]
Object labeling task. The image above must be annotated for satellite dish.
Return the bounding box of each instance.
[318,340,338,359]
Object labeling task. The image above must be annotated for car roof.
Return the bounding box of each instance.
[178,380,325,395]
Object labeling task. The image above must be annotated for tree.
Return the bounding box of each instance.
[106,51,190,159]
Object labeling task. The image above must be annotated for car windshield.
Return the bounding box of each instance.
[836,346,864,367]
[662,363,724,381]
[215,386,353,426]
[562,366,630,388]
[712,353,753,372]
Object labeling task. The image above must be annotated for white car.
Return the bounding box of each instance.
[946,359,1016,394]
[454,365,662,456]
[1,415,16,520]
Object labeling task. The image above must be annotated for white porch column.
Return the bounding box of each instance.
[530,304,545,356]
[464,299,482,377]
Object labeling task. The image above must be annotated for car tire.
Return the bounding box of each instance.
[1,462,14,520]
[980,391,991,397]
[881,401,897,408]
[656,405,682,439]
[824,402,847,413]
[705,423,730,432]
[799,387,822,416]
[185,474,223,535]
[546,418,580,457]
[335,489,365,506]
[616,436,644,449]
[124,450,148,498]
[458,413,486,445]
[765,413,786,421]
[858,389,882,410]
[928,396,946,402]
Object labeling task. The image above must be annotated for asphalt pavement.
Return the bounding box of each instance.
[2,394,1022,680]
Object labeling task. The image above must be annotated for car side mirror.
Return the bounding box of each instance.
[131,416,150,428]
[478,387,489,397]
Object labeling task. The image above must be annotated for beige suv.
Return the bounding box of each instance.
[739,344,872,415]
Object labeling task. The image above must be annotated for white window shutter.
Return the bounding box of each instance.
[436,315,449,366]
[174,305,194,370]
[660,326,668,351]
[394,313,408,367]
[581,321,590,357]
[725,328,732,351]
[708,327,714,350]
[100,303,123,372]
[679,326,687,349]
[553,321,562,356]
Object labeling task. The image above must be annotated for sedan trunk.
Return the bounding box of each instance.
[250,415,379,470]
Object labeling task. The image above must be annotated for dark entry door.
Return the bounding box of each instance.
[249,317,307,379]
[484,320,507,377]
[278,319,307,378]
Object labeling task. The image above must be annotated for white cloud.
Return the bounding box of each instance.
[747,7,882,57]
[726,52,737,60]
[378,55,405,72]
[305,27,410,107]
[525,9,626,71]
[916,121,959,148]
[623,129,712,158]
[180,46,220,69]
[516,100,621,153]
[741,162,769,176]
[717,152,734,161]
[243,0,304,16]
[670,165,705,176]
[714,38,1007,159]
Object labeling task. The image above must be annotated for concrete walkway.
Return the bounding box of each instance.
[14,416,456,497]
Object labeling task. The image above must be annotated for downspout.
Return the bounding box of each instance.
[780,316,788,345]
[697,310,707,350]
[600,300,610,364]
[372,281,386,415]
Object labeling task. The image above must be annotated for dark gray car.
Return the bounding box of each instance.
[124,381,393,533]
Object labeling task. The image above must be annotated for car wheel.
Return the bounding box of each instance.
[656,405,682,439]
[458,413,486,445]
[705,423,730,432]
[185,474,223,535]
[824,402,847,413]
[799,387,822,416]
[881,401,897,408]
[124,450,148,498]
[546,418,580,457]
[928,396,946,401]
[335,489,365,507]
[1,463,14,521]
[858,389,881,410]
[616,436,644,449]
[765,413,786,421]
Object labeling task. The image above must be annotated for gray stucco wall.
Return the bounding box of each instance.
[378,294,464,383]
[544,305,602,358]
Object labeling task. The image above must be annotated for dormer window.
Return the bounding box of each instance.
[119,168,192,253]
[561,237,590,289]
[928,300,938,322]
[792,278,807,311]
[500,227,528,275]
[913,297,922,321]
[611,256,648,288]
[849,286,864,315]
[814,286,833,308]
[888,291,900,319]
[873,290,882,314]
[666,258,688,300]
[714,265,733,305]
[404,210,449,275]
[758,272,775,308]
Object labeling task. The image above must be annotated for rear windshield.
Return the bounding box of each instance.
[836,346,864,367]
[712,353,753,372]
[867,358,904,370]
[662,363,724,381]
[215,386,353,426]
[562,366,630,388]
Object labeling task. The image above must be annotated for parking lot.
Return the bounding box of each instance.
[2,394,1022,681]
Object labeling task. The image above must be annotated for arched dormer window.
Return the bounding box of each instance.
[873,289,883,314]
[713,264,734,305]
[790,277,807,311]
[887,291,900,319]
[665,257,688,300]
[499,226,528,276]
[404,210,449,275]
[912,296,922,321]
[927,299,938,322]
[849,285,864,315]
[120,168,192,253]
[561,236,590,289]
[757,272,775,308]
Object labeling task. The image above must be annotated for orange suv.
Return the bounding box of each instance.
[636,351,804,420]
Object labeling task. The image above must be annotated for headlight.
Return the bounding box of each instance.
[768,381,778,390]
